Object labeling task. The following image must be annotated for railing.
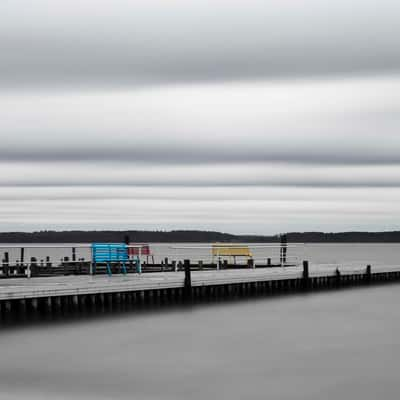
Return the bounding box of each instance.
[170,243,305,269]
[0,243,305,278]
[2,242,394,279]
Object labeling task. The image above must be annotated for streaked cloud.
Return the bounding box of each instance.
[1,77,399,164]
[1,0,400,88]
[0,1,399,233]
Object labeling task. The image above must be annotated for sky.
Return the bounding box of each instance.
[1,0,400,234]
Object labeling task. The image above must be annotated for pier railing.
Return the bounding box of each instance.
[0,243,304,278]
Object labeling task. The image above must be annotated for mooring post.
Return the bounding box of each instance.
[3,252,9,278]
[20,247,25,265]
[280,234,288,266]
[335,267,341,288]
[30,257,37,277]
[184,259,192,301]
[365,265,372,284]
[302,260,310,290]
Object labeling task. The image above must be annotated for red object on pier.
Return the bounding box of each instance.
[141,245,151,255]
[128,244,152,257]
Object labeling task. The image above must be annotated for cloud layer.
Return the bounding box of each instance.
[1,0,400,88]
[1,1,399,233]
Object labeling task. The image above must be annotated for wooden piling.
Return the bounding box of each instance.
[30,257,38,277]
[184,259,192,301]
[3,252,9,277]
[335,268,341,288]
[303,260,310,290]
[280,234,288,264]
[365,265,372,283]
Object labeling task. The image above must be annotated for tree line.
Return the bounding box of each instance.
[1,230,400,243]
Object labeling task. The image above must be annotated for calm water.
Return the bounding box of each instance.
[1,285,400,399]
[1,243,400,399]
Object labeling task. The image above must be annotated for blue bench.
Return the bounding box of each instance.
[91,243,132,276]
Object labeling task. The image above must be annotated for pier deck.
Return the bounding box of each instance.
[1,264,399,301]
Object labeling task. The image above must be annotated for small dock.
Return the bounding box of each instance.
[1,262,400,319]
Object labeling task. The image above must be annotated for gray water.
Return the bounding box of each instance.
[1,244,400,399]
[1,285,400,399]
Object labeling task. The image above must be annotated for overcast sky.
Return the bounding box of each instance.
[1,0,399,234]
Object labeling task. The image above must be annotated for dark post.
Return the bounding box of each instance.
[30,257,38,277]
[20,247,25,264]
[365,265,371,284]
[302,260,310,290]
[3,252,9,277]
[3,252,9,265]
[280,234,287,265]
[247,258,254,268]
[267,258,271,267]
[72,247,76,262]
[335,267,341,288]
[184,259,192,301]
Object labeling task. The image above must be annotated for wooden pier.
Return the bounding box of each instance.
[1,261,400,319]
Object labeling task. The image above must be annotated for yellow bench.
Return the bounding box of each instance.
[212,243,253,263]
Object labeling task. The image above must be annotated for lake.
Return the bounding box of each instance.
[1,283,400,399]
[1,243,400,399]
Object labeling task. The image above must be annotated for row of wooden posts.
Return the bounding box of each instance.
[1,261,398,322]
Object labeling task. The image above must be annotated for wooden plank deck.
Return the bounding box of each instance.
[0,264,399,301]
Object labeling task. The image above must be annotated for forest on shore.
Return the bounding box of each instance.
[1,230,400,243]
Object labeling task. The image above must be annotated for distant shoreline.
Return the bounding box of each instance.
[1,230,400,243]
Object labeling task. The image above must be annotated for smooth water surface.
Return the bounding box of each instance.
[1,284,400,400]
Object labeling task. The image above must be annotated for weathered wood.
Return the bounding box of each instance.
[20,248,25,264]
[365,265,372,283]
[303,260,310,290]
[184,259,192,301]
